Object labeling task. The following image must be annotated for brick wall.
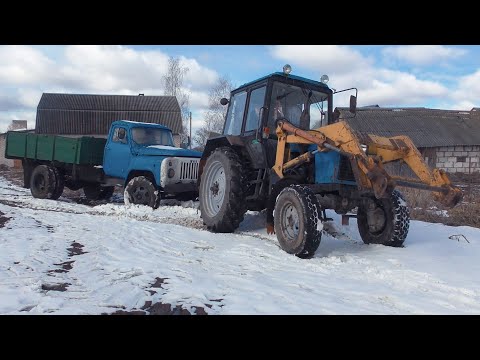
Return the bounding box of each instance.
[435,145,480,173]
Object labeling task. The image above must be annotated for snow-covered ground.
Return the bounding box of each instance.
[1,176,479,314]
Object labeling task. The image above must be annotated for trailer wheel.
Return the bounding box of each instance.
[30,165,57,199]
[274,185,322,259]
[124,176,160,209]
[83,184,115,201]
[357,189,410,247]
[51,167,64,200]
[199,147,247,233]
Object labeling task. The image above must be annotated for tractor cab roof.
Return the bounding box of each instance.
[235,72,332,94]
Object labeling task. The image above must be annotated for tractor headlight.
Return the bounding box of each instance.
[283,64,292,75]
[168,168,175,178]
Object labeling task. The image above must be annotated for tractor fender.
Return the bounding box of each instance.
[198,135,245,186]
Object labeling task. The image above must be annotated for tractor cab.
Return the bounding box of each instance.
[222,68,334,140]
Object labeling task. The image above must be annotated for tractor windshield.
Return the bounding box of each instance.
[268,81,330,131]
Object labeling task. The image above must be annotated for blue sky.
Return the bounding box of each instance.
[0,45,479,133]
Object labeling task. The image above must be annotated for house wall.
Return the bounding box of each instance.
[435,145,480,173]
[0,134,14,167]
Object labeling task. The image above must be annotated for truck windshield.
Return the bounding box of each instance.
[132,127,174,147]
[268,81,330,131]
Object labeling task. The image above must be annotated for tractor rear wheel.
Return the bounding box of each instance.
[199,147,246,233]
[357,189,410,247]
[274,185,322,259]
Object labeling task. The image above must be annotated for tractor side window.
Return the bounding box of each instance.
[245,86,266,133]
[113,127,128,144]
[309,95,329,129]
[224,91,247,135]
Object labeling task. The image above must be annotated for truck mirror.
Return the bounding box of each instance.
[220,98,229,106]
[349,95,357,114]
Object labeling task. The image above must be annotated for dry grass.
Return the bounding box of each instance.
[400,181,480,228]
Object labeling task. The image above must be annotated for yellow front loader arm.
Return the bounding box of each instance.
[273,120,463,208]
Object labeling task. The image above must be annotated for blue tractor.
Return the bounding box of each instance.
[198,66,462,258]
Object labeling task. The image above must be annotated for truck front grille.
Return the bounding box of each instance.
[180,159,199,180]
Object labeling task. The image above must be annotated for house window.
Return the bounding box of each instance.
[457,156,467,163]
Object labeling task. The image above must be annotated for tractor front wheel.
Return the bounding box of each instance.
[357,189,410,247]
[274,185,322,259]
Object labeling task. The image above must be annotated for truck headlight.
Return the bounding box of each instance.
[168,168,175,178]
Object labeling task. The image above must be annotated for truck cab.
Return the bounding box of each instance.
[103,120,202,207]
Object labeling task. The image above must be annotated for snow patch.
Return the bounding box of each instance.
[2,175,480,314]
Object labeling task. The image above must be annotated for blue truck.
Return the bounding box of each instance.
[5,120,202,208]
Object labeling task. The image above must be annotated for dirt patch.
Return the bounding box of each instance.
[68,242,87,256]
[105,277,211,315]
[152,277,168,288]
[106,302,205,315]
[41,283,71,292]
[0,167,24,187]
[48,260,75,274]
[402,186,480,229]
[0,211,11,228]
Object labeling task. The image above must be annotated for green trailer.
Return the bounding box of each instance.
[5,132,106,165]
[5,132,114,201]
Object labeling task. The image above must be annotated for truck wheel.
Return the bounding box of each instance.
[51,167,64,200]
[30,165,57,199]
[199,147,247,233]
[124,176,160,209]
[357,189,410,247]
[83,184,115,201]
[274,185,322,259]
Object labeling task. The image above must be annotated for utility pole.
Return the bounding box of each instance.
[189,111,192,149]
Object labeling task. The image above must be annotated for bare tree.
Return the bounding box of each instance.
[7,120,27,131]
[163,57,190,144]
[194,76,235,149]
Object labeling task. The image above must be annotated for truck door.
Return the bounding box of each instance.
[103,126,131,179]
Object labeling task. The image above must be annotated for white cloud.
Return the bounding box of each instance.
[0,46,55,86]
[270,45,372,76]
[187,89,210,110]
[270,45,449,108]
[0,45,219,132]
[180,56,218,89]
[382,45,467,66]
[0,110,36,133]
[17,88,43,108]
[451,69,480,110]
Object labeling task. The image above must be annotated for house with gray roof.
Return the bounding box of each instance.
[336,107,480,174]
[36,93,184,147]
